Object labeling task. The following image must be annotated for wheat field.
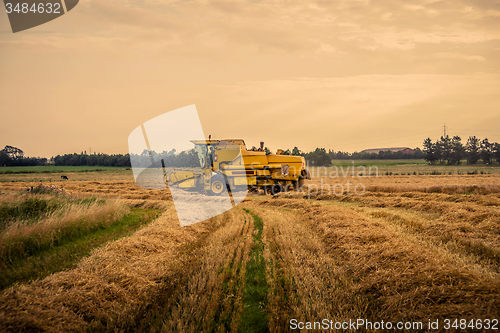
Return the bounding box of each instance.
[0,169,499,332]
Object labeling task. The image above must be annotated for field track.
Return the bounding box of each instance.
[0,173,499,331]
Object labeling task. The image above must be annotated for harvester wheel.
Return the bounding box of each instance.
[271,184,283,195]
[210,175,227,195]
[264,186,273,196]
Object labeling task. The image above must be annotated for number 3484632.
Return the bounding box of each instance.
[5,2,62,14]
[443,319,498,330]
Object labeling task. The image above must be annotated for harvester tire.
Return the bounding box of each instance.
[210,175,227,196]
[264,186,273,196]
[271,184,283,195]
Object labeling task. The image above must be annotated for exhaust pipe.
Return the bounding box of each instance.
[260,142,264,150]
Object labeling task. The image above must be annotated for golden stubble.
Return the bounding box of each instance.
[1,172,499,331]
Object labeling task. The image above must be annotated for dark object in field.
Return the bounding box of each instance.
[61,175,68,180]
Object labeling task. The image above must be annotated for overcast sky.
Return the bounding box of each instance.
[1,0,499,157]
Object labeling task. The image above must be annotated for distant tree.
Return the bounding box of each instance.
[438,136,452,164]
[0,150,10,166]
[282,149,291,155]
[423,138,438,164]
[494,143,500,164]
[291,147,301,156]
[450,136,465,165]
[413,147,425,159]
[466,136,481,164]
[32,157,47,165]
[434,139,443,163]
[351,151,361,159]
[2,145,24,161]
[0,146,49,166]
[174,151,188,167]
[480,138,493,164]
[304,148,331,166]
[264,147,271,155]
[335,151,350,159]
[378,150,394,160]
[55,152,132,167]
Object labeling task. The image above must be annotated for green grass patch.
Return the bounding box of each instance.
[0,207,161,291]
[330,159,427,166]
[0,197,129,264]
[0,197,61,230]
[240,208,269,333]
[310,161,500,176]
[0,166,130,174]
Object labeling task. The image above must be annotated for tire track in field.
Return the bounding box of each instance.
[131,208,255,332]
[366,208,500,278]
[309,191,500,278]
[0,205,216,332]
[251,204,367,332]
[255,197,500,329]
[307,191,500,276]
[240,208,269,333]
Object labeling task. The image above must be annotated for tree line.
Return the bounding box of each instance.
[0,146,47,167]
[283,147,425,167]
[269,136,499,167]
[53,153,131,167]
[0,146,131,167]
[1,136,499,168]
[129,149,199,168]
[422,136,500,165]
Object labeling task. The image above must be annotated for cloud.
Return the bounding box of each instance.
[435,52,486,61]
[83,0,178,30]
[316,43,343,55]
[1,0,499,156]
[206,74,500,151]
[227,26,311,52]
[209,0,245,14]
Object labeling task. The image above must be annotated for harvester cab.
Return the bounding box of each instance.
[167,139,244,196]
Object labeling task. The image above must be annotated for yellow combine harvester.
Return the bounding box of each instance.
[166,139,311,195]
